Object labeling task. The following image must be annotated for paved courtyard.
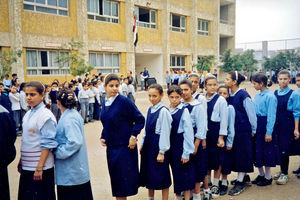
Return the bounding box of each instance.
[8,82,300,200]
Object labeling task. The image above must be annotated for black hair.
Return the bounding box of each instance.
[0,83,4,86]
[100,76,104,82]
[5,74,9,78]
[217,85,229,94]
[20,82,27,91]
[167,85,182,96]
[296,72,300,78]
[51,82,58,86]
[92,81,98,86]
[128,79,133,85]
[25,81,45,95]
[12,73,17,77]
[88,82,93,86]
[188,73,199,79]
[123,77,129,81]
[228,71,246,86]
[204,75,217,85]
[149,84,163,95]
[68,83,74,89]
[278,70,291,78]
[78,78,82,83]
[62,81,69,88]
[56,88,77,109]
[179,79,193,89]
[82,82,87,87]
[252,73,272,87]
[104,74,120,85]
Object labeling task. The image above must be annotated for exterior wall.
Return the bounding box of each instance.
[0,0,9,32]
[170,0,191,9]
[170,17,191,47]
[198,0,214,14]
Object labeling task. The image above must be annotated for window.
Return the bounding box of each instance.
[89,52,120,73]
[170,55,186,71]
[26,49,70,75]
[23,0,68,16]
[134,6,156,29]
[170,14,186,32]
[198,19,209,36]
[87,0,119,23]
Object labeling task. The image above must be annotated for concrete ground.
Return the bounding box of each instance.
[8,82,300,200]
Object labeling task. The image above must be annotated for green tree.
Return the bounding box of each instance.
[56,38,93,77]
[193,55,215,72]
[262,52,289,71]
[220,49,243,72]
[0,49,22,80]
[240,50,258,72]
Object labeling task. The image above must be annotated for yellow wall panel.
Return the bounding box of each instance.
[0,0,9,32]
[186,55,190,71]
[22,1,77,37]
[137,11,162,45]
[198,0,214,14]
[170,0,191,8]
[120,52,126,76]
[197,22,213,49]
[170,17,190,47]
[88,2,126,41]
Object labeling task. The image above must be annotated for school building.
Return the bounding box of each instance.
[0,0,235,85]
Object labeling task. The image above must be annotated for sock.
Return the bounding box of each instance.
[204,188,211,193]
[207,175,211,184]
[175,196,183,200]
[192,193,201,200]
[148,198,154,200]
[258,167,265,176]
[237,172,245,182]
[222,179,228,186]
[213,178,219,186]
[265,167,272,180]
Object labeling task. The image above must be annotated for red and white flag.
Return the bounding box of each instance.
[133,14,138,46]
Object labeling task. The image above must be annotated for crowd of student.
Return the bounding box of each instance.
[0,70,300,200]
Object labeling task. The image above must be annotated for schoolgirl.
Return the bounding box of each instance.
[92,81,101,120]
[224,71,257,196]
[217,85,236,196]
[100,74,145,200]
[49,81,61,121]
[78,82,89,123]
[55,88,93,200]
[188,73,207,113]
[18,81,58,200]
[140,84,172,200]
[251,73,280,186]
[9,84,21,133]
[203,76,228,199]
[273,70,300,185]
[179,79,208,200]
[167,85,195,200]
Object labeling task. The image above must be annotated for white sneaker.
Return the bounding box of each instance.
[273,171,281,180]
[276,174,288,185]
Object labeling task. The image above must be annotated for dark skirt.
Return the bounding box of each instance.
[93,101,100,120]
[191,140,208,182]
[57,181,93,200]
[290,123,300,156]
[107,145,139,197]
[18,168,56,200]
[221,149,233,175]
[232,129,254,173]
[139,134,171,190]
[0,167,10,200]
[254,116,280,167]
[170,133,194,194]
[128,93,135,103]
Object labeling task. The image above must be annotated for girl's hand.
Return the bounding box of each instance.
[217,136,225,148]
[128,136,137,149]
[157,153,164,163]
[100,139,106,147]
[202,139,207,149]
[193,139,200,155]
[181,158,189,164]
[294,130,300,140]
[33,168,43,181]
[226,146,232,151]
[265,135,272,142]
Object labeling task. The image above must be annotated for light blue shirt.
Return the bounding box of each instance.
[206,93,228,136]
[168,103,194,159]
[184,100,207,139]
[253,89,277,135]
[277,87,300,120]
[3,79,11,89]
[226,105,235,148]
[230,88,257,134]
[172,74,179,81]
[54,109,90,186]
[29,102,57,149]
[166,74,171,83]
[142,102,172,154]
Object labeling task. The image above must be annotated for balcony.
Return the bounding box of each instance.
[219,21,234,37]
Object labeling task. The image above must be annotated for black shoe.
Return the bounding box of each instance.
[211,185,220,198]
[230,174,251,185]
[293,167,300,174]
[297,173,300,179]
[219,183,228,196]
[251,175,265,184]
[200,182,212,188]
[257,177,272,186]
[229,181,246,196]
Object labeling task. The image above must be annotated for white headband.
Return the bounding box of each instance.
[235,71,238,80]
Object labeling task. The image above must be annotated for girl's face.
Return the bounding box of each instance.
[218,88,229,99]
[190,76,199,93]
[252,81,263,91]
[25,86,44,107]
[63,82,69,88]
[11,86,17,93]
[52,84,58,90]
[278,74,290,89]
[83,85,88,90]
[296,76,300,88]
[104,80,120,98]
[224,74,236,88]
[168,92,181,108]
[205,79,217,95]
[148,88,163,106]
[180,84,193,101]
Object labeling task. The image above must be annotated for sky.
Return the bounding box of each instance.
[236,0,300,46]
